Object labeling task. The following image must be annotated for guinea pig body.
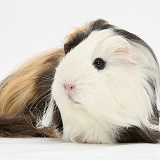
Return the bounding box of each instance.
[0,19,159,143]
[41,19,160,143]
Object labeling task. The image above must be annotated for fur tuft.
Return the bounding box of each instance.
[0,116,45,137]
[0,48,64,137]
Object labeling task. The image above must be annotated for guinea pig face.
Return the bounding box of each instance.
[53,31,150,123]
[51,20,159,143]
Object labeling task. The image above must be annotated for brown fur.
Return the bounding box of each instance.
[0,116,45,137]
[0,48,64,137]
[64,19,113,54]
[64,23,90,54]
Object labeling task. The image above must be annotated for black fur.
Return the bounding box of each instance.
[34,57,63,133]
[117,126,159,143]
[64,19,113,54]
[0,55,61,137]
[145,77,159,120]
[64,32,88,54]
[114,29,158,64]
[64,19,158,64]
[0,116,45,137]
[53,103,63,133]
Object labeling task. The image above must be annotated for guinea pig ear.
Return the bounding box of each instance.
[64,19,113,54]
[115,48,139,64]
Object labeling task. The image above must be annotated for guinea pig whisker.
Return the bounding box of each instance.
[28,90,51,112]
[25,95,50,124]
[30,95,51,114]
[23,113,47,137]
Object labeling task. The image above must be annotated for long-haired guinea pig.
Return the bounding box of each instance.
[0,19,159,143]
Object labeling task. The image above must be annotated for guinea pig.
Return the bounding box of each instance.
[0,19,159,144]
[40,19,160,143]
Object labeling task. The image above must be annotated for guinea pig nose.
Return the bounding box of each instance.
[64,84,75,91]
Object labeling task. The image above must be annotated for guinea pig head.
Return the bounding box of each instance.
[51,20,160,143]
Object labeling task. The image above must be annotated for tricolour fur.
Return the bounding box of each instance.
[42,19,160,143]
[0,19,159,144]
[0,48,64,137]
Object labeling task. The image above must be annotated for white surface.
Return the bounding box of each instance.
[0,0,160,160]
[0,138,160,160]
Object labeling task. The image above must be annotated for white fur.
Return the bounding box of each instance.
[40,101,54,127]
[42,29,160,143]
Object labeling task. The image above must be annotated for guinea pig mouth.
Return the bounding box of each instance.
[68,94,81,105]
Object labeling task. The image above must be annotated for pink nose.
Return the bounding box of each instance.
[64,84,75,91]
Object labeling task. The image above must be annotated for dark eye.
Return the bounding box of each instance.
[93,58,106,70]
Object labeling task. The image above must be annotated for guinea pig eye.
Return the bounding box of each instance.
[93,58,106,70]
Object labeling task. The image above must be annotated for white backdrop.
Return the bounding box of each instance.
[0,0,160,80]
[0,1,160,160]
